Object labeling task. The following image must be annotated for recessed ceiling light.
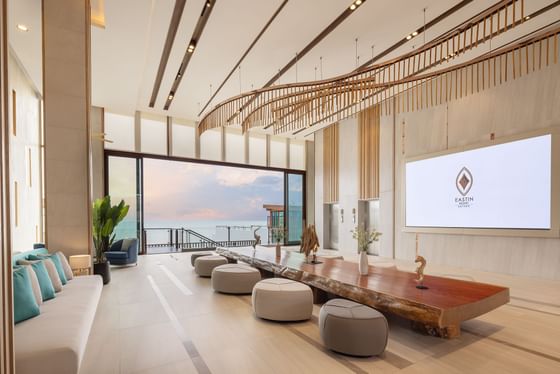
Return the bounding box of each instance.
[206,1,211,7]
[168,94,174,100]
[17,24,29,32]
[524,15,530,20]
[406,35,412,40]
[356,0,363,5]
[412,31,418,36]
[350,4,356,10]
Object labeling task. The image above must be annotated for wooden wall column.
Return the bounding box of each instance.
[358,105,380,200]
[0,0,14,371]
[43,0,92,257]
[323,122,339,203]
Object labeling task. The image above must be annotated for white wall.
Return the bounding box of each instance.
[8,52,43,252]
[315,62,560,280]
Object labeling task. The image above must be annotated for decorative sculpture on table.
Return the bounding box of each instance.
[252,227,261,250]
[415,255,428,289]
[300,224,320,263]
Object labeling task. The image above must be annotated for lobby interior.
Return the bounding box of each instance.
[1,0,560,373]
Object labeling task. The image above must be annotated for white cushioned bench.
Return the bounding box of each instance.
[14,275,103,374]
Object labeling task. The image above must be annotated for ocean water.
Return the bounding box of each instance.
[115,218,271,245]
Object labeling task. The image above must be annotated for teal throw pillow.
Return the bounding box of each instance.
[29,254,67,285]
[13,266,41,324]
[18,260,55,301]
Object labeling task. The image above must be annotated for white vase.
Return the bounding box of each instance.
[359,251,369,275]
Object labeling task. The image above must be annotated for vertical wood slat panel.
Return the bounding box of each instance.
[323,122,339,203]
[358,105,380,200]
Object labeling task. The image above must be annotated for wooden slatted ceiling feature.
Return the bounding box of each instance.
[359,105,380,200]
[197,0,560,136]
[323,122,339,204]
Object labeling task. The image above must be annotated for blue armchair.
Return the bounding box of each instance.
[105,238,138,266]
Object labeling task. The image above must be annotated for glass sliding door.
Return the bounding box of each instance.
[106,155,143,252]
[286,173,304,244]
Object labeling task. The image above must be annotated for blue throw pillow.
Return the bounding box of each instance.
[13,266,40,324]
[19,260,55,301]
[29,254,67,285]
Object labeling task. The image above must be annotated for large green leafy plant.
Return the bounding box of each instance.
[92,196,129,263]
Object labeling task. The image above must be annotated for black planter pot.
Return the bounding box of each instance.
[93,262,111,285]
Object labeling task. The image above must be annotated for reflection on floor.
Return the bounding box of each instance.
[80,252,560,374]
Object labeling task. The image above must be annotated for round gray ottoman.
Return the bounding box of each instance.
[319,298,388,357]
[252,278,313,321]
[212,264,261,294]
[194,255,228,277]
[190,252,213,267]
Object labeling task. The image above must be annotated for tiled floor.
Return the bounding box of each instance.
[80,252,560,374]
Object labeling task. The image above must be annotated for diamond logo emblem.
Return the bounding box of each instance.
[456,167,473,196]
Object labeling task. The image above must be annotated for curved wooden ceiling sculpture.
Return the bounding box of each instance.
[198,0,559,136]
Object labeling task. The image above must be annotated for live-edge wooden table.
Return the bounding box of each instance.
[216,246,509,338]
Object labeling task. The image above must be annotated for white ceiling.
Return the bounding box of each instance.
[5,0,550,129]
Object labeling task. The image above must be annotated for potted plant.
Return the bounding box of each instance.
[92,196,129,284]
[272,227,286,258]
[351,225,381,275]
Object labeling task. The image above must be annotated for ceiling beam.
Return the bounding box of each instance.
[165,0,216,110]
[149,0,186,108]
[198,0,290,117]
[356,0,474,71]
[226,0,368,124]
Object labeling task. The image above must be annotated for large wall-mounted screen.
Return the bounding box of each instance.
[405,134,552,229]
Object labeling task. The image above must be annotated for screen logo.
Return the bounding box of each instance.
[456,167,473,196]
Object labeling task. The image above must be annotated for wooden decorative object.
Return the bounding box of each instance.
[299,224,320,263]
[358,105,380,200]
[415,255,428,290]
[194,1,558,138]
[216,246,510,338]
[252,227,261,249]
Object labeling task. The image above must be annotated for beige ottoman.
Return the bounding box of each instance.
[194,255,228,277]
[190,252,213,267]
[211,264,261,294]
[252,278,313,321]
[319,299,388,357]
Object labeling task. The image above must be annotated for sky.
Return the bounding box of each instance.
[142,158,284,223]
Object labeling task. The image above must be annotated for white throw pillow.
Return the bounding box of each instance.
[23,265,43,305]
[56,252,73,281]
[41,258,63,292]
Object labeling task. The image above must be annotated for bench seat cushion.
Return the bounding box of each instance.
[15,275,103,374]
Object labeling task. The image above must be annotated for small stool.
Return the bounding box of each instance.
[319,299,388,357]
[212,264,261,294]
[252,278,313,321]
[194,255,228,277]
[190,252,213,267]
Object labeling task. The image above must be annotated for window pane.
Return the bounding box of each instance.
[269,137,287,168]
[249,133,266,166]
[287,173,304,243]
[105,112,135,151]
[172,118,195,158]
[141,115,167,155]
[289,140,306,170]
[107,156,141,243]
[200,128,222,161]
[225,128,244,164]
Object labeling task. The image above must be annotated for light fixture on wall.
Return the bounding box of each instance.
[352,208,356,224]
[17,24,29,32]
[340,209,344,223]
[91,132,113,144]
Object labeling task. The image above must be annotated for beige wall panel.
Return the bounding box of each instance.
[90,107,104,200]
[314,131,324,246]
[43,0,91,257]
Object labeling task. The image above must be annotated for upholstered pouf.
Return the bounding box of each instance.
[190,252,213,267]
[211,264,261,294]
[319,298,388,357]
[252,278,313,321]
[194,255,228,277]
